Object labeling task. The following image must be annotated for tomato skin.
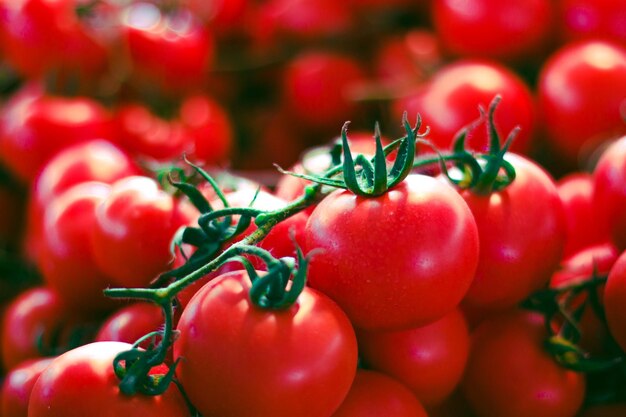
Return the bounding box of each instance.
[1,357,53,417]
[282,51,366,132]
[28,342,190,417]
[0,92,113,183]
[392,61,535,155]
[174,270,358,417]
[461,310,586,417]
[537,40,626,162]
[592,136,626,251]
[95,303,163,348]
[433,0,555,62]
[357,308,470,408]
[25,139,139,266]
[90,176,189,289]
[1,287,69,370]
[604,249,626,352]
[331,370,427,417]
[556,173,610,257]
[460,153,566,311]
[39,181,116,312]
[558,0,626,46]
[305,174,479,331]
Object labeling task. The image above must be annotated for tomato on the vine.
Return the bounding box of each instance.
[174,269,358,417]
[461,310,586,417]
[305,173,479,331]
[28,342,190,417]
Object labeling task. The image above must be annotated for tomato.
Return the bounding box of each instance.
[0,91,113,183]
[549,242,618,354]
[28,342,190,417]
[461,310,586,417]
[121,2,214,94]
[24,139,139,265]
[95,303,163,348]
[305,174,479,331]
[392,61,535,155]
[556,172,610,257]
[281,51,366,132]
[38,181,116,312]
[357,308,470,408]
[537,40,626,163]
[604,249,626,352]
[174,270,358,417]
[331,370,427,417]
[460,153,567,311]
[558,0,626,46]
[432,0,555,62]
[1,357,53,417]
[181,0,248,34]
[592,135,626,251]
[91,175,191,289]
[178,94,234,166]
[1,287,77,370]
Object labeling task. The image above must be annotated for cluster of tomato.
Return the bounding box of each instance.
[1,0,626,416]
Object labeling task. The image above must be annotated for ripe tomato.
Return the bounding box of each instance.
[592,135,626,251]
[1,287,75,370]
[174,270,358,417]
[281,51,366,132]
[604,249,626,352]
[0,91,113,183]
[392,61,535,155]
[357,308,470,407]
[432,0,555,62]
[24,139,139,265]
[1,357,53,417]
[558,0,626,46]
[331,370,427,417]
[28,342,190,417]
[537,40,626,163]
[556,172,610,257]
[121,2,214,94]
[460,153,567,311]
[95,302,163,348]
[90,176,191,289]
[461,310,586,417]
[305,174,479,331]
[38,181,116,312]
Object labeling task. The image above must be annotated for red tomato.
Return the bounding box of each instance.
[174,270,358,417]
[179,94,234,166]
[537,40,626,163]
[392,61,535,155]
[460,153,567,311]
[357,308,470,408]
[28,342,190,417]
[461,310,586,417]
[38,181,116,312]
[1,287,75,370]
[24,139,139,265]
[91,176,190,289]
[549,242,618,354]
[121,2,214,94]
[0,92,113,183]
[282,51,366,132]
[558,0,626,46]
[592,135,626,251]
[1,357,53,417]
[557,172,610,257]
[181,0,248,34]
[604,249,626,352]
[95,302,163,348]
[305,174,479,331]
[331,370,427,417]
[433,0,555,62]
